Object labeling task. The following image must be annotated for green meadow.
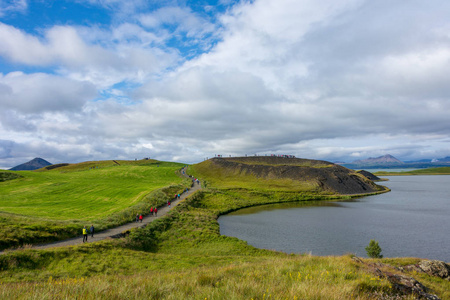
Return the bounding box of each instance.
[0,160,188,250]
[0,160,448,299]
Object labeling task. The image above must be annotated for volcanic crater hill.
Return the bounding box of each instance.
[200,156,384,195]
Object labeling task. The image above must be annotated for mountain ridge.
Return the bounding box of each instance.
[352,154,404,165]
[9,157,52,171]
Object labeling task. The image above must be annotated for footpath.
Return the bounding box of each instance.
[11,168,201,251]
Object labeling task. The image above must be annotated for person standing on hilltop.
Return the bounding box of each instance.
[82,226,88,243]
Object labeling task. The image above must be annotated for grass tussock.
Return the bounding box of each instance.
[0,171,23,182]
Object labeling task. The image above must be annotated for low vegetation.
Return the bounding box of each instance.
[0,171,22,182]
[375,166,450,176]
[0,158,448,299]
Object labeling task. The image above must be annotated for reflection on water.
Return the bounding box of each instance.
[218,176,450,261]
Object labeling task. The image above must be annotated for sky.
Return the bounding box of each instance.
[1,0,450,169]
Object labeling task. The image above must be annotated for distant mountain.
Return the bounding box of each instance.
[436,156,450,162]
[404,159,432,163]
[341,154,450,170]
[9,158,52,171]
[352,154,403,165]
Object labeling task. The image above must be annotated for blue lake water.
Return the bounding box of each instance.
[218,176,450,261]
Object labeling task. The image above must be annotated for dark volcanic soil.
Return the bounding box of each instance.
[209,157,383,195]
[356,170,381,181]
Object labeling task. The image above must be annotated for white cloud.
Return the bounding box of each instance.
[0,0,27,17]
[0,22,180,88]
[0,72,97,114]
[2,0,450,168]
[139,6,216,37]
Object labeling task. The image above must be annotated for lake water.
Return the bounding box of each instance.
[218,176,450,261]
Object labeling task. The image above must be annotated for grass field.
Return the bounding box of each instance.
[0,159,189,250]
[0,160,185,219]
[0,160,448,299]
[375,166,450,176]
[0,190,448,299]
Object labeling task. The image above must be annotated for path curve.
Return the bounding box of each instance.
[4,168,201,251]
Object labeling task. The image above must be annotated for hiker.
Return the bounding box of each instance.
[139,214,143,223]
[82,226,88,243]
[177,194,180,199]
[150,207,154,216]
[90,224,95,238]
[136,213,139,222]
[168,201,171,208]
[154,207,157,216]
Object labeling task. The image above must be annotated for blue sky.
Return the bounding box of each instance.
[1,0,450,168]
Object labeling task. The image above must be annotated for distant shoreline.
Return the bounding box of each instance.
[373,166,450,176]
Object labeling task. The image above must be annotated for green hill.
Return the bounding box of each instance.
[0,159,188,249]
[190,157,385,195]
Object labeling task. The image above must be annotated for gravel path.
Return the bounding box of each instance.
[6,169,201,251]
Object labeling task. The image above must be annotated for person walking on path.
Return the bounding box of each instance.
[10,173,201,252]
[150,207,154,216]
[136,214,139,222]
[139,214,143,223]
[168,201,171,208]
[90,225,95,238]
[82,226,88,243]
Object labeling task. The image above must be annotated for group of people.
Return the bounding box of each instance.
[82,225,95,243]
[135,207,159,223]
[81,175,196,243]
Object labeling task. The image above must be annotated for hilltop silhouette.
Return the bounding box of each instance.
[9,157,52,171]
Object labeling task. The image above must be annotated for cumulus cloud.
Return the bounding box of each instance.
[0,72,97,114]
[0,22,180,88]
[1,0,450,168]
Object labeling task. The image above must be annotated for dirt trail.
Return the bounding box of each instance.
[6,168,201,251]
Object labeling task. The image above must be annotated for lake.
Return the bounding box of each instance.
[218,175,450,261]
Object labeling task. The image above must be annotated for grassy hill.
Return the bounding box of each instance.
[190,157,385,195]
[0,158,448,299]
[0,159,188,249]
